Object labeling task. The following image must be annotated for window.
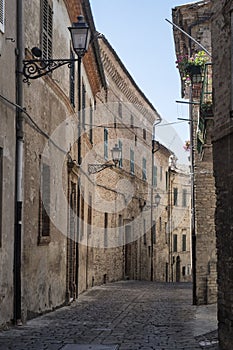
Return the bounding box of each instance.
[130,148,134,174]
[173,188,178,206]
[0,0,5,33]
[143,128,146,140]
[160,166,163,181]
[104,128,108,160]
[165,222,168,244]
[82,83,86,129]
[80,192,85,239]
[182,266,186,276]
[130,115,134,128]
[118,102,122,118]
[39,162,51,243]
[89,103,93,144]
[182,234,186,251]
[142,157,147,180]
[41,0,53,60]
[135,135,137,146]
[118,140,123,168]
[104,212,108,248]
[143,219,146,245]
[166,171,168,191]
[159,217,162,231]
[173,234,177,252]
[70,50,75,107]
[87,194,92,236]
[152,221,156,244]
[0,148,3,246]
[152,165,157,187]
[118,215,123,245]
[182,189,187,207]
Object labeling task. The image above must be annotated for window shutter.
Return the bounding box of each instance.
[0,0,5,33]
[104,128,108,160]
[142,157,147,180]
[41,0,53,60]
[41,163,50,236]
[130,149,134,174]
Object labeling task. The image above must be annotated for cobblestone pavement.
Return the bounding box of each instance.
[0,281,219,350]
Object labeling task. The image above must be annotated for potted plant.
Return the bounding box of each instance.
[200,100,213,117]
[176,51,209,86]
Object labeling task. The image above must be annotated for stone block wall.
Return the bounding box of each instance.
[212,1,233,348]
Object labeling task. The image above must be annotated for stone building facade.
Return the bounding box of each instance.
[172,0,217,305]
[167,162,192,283]
[22,0,108,320]
[0,0,16,327]
[95,35,162,282]
[211,1,233,348]
[0,0,192,328]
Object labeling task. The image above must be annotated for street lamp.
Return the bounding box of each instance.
[88,144,122,174]
[154,193,161,206]
[68,15,91,57]
[22,15,90,83]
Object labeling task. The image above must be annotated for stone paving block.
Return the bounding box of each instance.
[61,345,119,350]
[0,282,218,350]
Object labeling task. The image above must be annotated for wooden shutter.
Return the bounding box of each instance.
[41,0,53,60]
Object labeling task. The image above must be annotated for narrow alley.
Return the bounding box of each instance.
[0,281,218,350]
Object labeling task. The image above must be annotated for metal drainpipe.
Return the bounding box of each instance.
[189,84,197,305]
[14,0,24,324]
[151,120,161,281]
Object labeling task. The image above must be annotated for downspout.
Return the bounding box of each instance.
[14,0,24,324]
[189,85,197,305]
[151,119,161,281]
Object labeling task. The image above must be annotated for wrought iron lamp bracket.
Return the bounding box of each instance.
[88,162,117,174]
[22,58,80,84]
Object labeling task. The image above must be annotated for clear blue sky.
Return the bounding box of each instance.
[89,0,196,164]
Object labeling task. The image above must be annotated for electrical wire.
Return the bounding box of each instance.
[0,93,67,154]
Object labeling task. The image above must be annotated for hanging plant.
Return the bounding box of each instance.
[176,51,209,86]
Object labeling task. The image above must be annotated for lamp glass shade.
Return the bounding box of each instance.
[111,144,121,164]
[69,16,91,56]
[154,193,161,206]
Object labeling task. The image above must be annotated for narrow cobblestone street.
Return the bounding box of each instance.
[0,281,218,350]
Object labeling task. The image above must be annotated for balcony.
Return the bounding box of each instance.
[200,63,213,118]
[197,63,213,153]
